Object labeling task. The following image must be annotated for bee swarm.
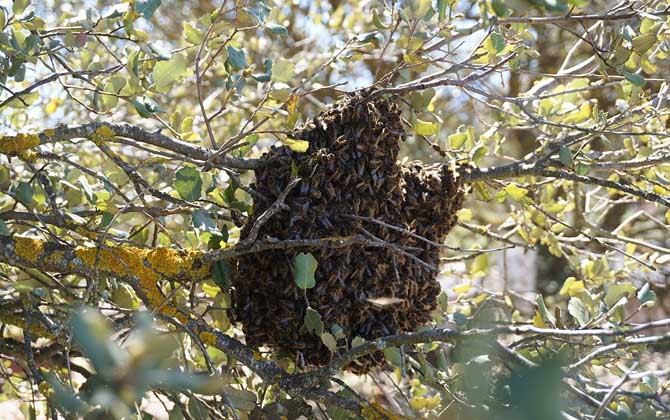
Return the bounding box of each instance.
[233,94,464,372]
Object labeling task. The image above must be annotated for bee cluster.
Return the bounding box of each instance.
[232,94,464,372]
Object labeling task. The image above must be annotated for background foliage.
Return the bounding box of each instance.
[2,0,670,419]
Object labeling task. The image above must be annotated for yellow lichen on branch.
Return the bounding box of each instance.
[197,330,218,346]
[0,133,40,155]
[91,126,115,145]
[74,244,210,321]
[7,236,211,324]
[14,236,45,263]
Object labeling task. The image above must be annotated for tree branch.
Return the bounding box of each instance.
[1,123,259,170]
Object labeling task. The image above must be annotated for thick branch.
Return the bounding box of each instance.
[2,123,259,170]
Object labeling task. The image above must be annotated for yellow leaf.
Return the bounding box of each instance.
[456,208,472,222]
[654,184,669,195]
[449,132,468,148]
[470,253,488,276]
[550,223,566,233]
[641,57,658,74]
[413,119,437,136]
[45,98,63,115]
[472,293,488,305]
[559,277,585,297]
[453,284,471,294]
[410,394,441,411]
[283,138,309,153]
[202,281,221,298]
[483,36,496,55]
[563,102,592,124]
[543,202,565,213]
[505,183,528,201]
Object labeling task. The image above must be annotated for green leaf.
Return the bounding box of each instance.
[99,211,114,229]
[112,284,140,309]
[212,260,231,290]
[321,332,338,353]
[536,295,556,327]
[293,252,317,289]
[505,183,528,201]
[372,11,389,29]
[283,138,309,153]
[102,76,126,108]
[435,0,447,21]
[71,308,121,376]
[491,0,508,16]
[406,0,432,19]
[188,397,210,420]
[473,181,493,201]
[491,33,505,53]
[470,145,487,164]
[272,58,294,83]
[449,132,467,148]
[153,53,188,93]
[149,42,172,60]
[605,282,637,307]
[13,0,30,15]
[414,119,437,136]
[559,146,573,166]
[136,0,161,19]
[437,290,449,311]
[623,71,645,86]
[252,58,273,82]
[183,22,203,44]
[640,375,659,393]
[383,347,403,367]
[131,97,153,117]
[351,336,366,348]
[78,175,96,204]
[266,22,288,36]
[192,209,218,234]
[631,33,656,53]
[304,307,324,336]
[226,45,247,70]
[13,182,33,205]
[568,297,590,327]
[168,408,184,420]
[331,324,345,339]
[637,282,656,307]
[0,219,10,236]
[140,96,164,113]
[5,91,39,108]
[174,166,203,201]
[222,386,257,411]
[575,162,590,176]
